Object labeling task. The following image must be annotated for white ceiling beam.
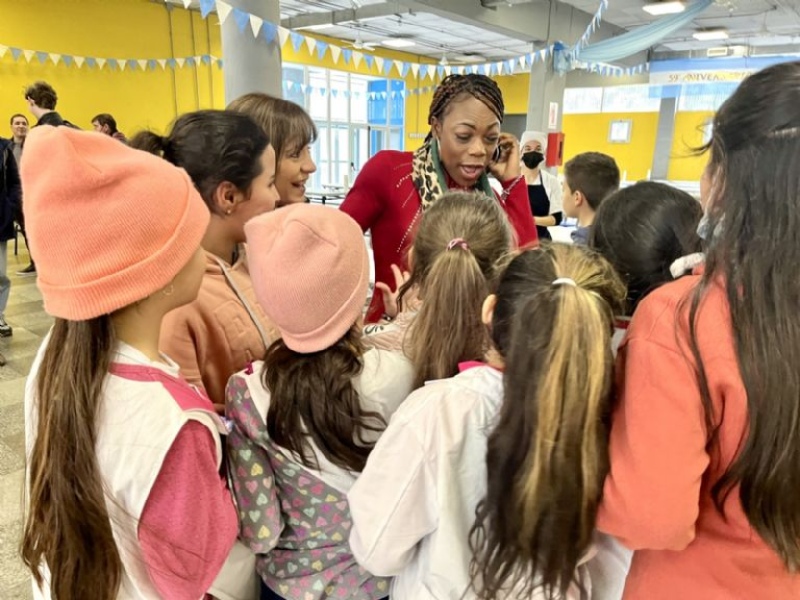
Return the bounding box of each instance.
[281,1,415,30]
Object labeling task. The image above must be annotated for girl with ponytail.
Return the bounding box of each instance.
[383,190,512,386]
[349,243,626,600]
[131,110,280,409]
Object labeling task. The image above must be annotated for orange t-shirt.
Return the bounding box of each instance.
[598,275,800,599]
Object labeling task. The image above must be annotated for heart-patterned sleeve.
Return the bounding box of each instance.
[225,374,284,554]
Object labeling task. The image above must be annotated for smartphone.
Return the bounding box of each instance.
[492,144,503,163]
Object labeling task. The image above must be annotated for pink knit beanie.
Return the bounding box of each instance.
[20,126,210,320]
[244,204,368,353]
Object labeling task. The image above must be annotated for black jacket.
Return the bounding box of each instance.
[36,111,78,129]
[0,139,21,242]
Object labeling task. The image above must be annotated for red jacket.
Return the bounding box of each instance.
[340,150,538,322]
[598,275,800,599]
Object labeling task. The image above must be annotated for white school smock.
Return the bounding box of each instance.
[349,364,626,600]
[24,338,242,600]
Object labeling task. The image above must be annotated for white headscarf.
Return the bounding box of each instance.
[520,130,547,153]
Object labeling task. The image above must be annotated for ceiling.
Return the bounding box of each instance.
[164,0,800,62]
[561,0,800,52]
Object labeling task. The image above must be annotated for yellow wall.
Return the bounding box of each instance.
[0,0,224,134]
[561,112,660,182]
[667,111,713,181]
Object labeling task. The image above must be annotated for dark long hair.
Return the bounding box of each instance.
[130,110,269,213]
[262,328,385,473]
[590,181,703,314]
[686,60,800,570]
[401,192,512,388]
[470,245,626,599]
[21,318,121,599]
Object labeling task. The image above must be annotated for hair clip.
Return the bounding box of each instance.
[552,278,577,287]
[446,238,469,251]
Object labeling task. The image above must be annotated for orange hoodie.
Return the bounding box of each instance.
[598,274,800,599]
[160,249,277,406]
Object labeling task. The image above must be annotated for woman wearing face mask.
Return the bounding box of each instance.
[520,131,562,241]
[341,74,538,323]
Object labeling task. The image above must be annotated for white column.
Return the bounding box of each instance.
[221,0,283,103]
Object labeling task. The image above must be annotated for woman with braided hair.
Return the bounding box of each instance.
[341,74,538,322]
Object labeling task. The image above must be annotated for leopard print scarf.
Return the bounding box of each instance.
[411,139,496,211]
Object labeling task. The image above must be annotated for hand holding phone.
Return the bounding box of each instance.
[488,132,522,183]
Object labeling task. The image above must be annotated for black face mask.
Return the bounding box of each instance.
[522,150,545,169]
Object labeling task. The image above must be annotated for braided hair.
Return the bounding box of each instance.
[426,74,505,142]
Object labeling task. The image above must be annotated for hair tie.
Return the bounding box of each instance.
[552,278,577,287]
[446,238,469,251]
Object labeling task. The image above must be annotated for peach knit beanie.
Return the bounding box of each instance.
[20,126,210,320]
[244,204,368,353]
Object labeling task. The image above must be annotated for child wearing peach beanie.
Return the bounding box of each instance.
[225,205,413,600]
[18,126,248,599]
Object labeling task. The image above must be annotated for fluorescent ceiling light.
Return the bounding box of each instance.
[382,39,416,48]
[643,1,686,15]
[693,29,729,41]
[295,23,335,31]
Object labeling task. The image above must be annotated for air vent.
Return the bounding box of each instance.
[706,47,729,57]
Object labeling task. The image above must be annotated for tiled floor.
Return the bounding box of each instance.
[0,243,50,600]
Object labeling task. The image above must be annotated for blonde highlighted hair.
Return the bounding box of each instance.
[401,192,512,389]
[470,243,626,599]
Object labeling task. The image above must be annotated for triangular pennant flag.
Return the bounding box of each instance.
[353,51,363,69]
[167,58,176,68]
[186,57,196,66]
[506,59,515,73]
[182,0,192,8]
[216,58,223,68]
[394,60,403,75]
[444,65,452,76]
[331,89,338,98]
[97,58,107,69]
[49,53,61,66]
[306,36,317,54]
[315,41,328,60]
[36,51,47,64]
[411,63,420,77]
[232,8,250,32]
[290,32,305,53]
[85,57,96,68]
[118,59,127,71]
[342,48,353,64]
[401,62,410,77]
[216,0,233,24]
[201,54,211,65]
[176,57,186,68]
[0,45,7,59]
[23,49,35,62]
[147,59,157,70]
[62,55,74,67]
[157,58,167,69]
[11,48,22,61]
[262,21,277,44]
[107,58,119,70]
[519,55,527,69]
[278,27,290,47]
[374,56,384,72]
[249,14,263,37]
[436,65,444,78]
[419,64,429,80]
[199,0,215,18]
[330,44,341,63]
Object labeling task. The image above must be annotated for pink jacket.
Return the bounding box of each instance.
[161,249,277,406]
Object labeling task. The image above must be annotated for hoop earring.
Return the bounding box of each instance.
[162,283,174,297]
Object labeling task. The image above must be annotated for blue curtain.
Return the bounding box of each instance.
[577,0,713,64]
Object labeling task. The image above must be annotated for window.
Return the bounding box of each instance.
[601,85,660,113]
[563,87,603,114]
[609,120,632,144]
[283,63,405,189]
